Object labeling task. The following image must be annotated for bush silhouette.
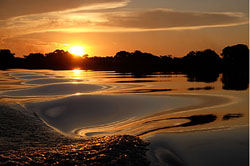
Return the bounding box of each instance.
[221,44,249,71]
[0,49,15,69]
[182,49,221,72]
[24,53,45,69]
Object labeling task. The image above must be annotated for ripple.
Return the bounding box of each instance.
[26,94,199,133]
[8,71,40,76]
[15,75,52,80]
[23,78,84,85]
[2,83,104,97]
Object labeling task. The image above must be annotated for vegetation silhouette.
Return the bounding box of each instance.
[221,44,249,71]
[0,49,15,69]
[45,50,82,69]
[181,49,221,72]
[24,53,45,69]
[0,44,248,90]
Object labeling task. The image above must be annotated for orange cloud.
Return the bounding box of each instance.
[0,0,129,20]
[2,9,248,39]
[100,9,248,30]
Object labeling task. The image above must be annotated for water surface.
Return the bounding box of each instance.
[0,69,248,166]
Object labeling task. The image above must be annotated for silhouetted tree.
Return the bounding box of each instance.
[221,44,249,71]
[45,50,82,69]
[82,54,89,59]
[82,56,114,70]
[220,44,249,90]
[114,51,131,59]
[159,55,178,71]
[113,50,161,72]
[181,49,221,82]
[0,49,15,69]
[24,53,45,69]
[182,49,221,72]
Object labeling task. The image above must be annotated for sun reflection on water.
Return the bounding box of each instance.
[72,69,83,79]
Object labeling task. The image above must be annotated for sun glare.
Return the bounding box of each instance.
[69,46,85,57]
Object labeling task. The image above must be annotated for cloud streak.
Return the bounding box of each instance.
[0,8,248,40]
[99,9,248,30]
[0,0,129,20]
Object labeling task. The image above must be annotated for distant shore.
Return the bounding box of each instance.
[0,44,248,73]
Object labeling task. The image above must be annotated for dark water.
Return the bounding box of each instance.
[0,69,248,165]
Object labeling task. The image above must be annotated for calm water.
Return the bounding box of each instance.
[0,69,248,165]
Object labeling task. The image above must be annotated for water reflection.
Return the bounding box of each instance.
[124,89,173,93]
[0,69,249,166]
[0,69,248,166]
[187,86,214,91]
[27,94,197,133]
[137,114,217,136]
[71,69,85,79]
[23,78,83,85]
[115,71,156,78]
[2,83,103,96]
[117,71,249,91]
[222,113,243,120]
[116,80,157,83]
[186,72,219,83]
[222,72,249,90]
[72,69,82,76]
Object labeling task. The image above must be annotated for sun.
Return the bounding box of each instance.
[69,46,85,57]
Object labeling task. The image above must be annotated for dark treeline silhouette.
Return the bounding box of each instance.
[0,44,249,90]
[0,50,83,70]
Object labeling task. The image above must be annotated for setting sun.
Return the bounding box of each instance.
[69,46,85,57]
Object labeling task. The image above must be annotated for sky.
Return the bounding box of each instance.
[0,0,248,57]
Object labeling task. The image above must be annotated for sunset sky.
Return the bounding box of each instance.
[0,0,248,57]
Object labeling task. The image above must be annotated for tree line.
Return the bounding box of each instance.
[0,44,248,72]
[0,44,249,90]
